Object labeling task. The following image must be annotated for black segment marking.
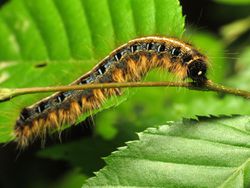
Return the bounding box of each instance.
[97,68,103,75]
[146,43,153,50]
[98,64,106,75]
[171,47,181,56]
[57,96,62,103]
[114,52,122,61]
[100,64,106,72]
[130,44,138,53]
[157,44,165,52]
[36,106,41,113]
[36,102,46,113]
[80,78,87,84]
[57,93,65,103]
[20,108,31,121]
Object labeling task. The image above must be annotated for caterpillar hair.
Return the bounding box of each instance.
[14,36,208,148]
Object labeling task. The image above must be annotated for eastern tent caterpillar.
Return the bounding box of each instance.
[14,36,208,147]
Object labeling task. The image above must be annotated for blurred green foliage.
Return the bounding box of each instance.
[0,0,249,187]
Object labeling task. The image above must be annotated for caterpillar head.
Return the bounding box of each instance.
[187,59,207,84]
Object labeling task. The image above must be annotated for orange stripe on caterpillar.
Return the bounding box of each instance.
[14,36,208,148]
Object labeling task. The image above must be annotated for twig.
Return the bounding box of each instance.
[0,80,250,102]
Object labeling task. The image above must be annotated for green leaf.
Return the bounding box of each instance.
[220,17,250,45]
[0,0,185,142]
[84,115,250,187]
[227,47,250,90]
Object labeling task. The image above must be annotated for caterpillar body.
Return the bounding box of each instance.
[14,36,208,147]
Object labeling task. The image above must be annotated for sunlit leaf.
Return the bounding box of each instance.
[84,116,250,187]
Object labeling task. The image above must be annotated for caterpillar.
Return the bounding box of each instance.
[14,36,208,148]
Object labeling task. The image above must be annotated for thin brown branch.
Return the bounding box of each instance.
[0,80,250,102]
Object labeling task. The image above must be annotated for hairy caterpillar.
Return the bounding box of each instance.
[14,36,208,147]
